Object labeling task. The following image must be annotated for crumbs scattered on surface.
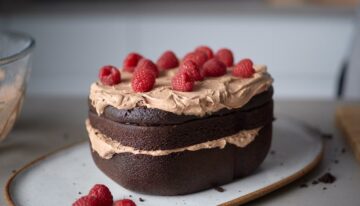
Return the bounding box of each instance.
[139,197,145,202]
[341,148,346,154]
[312,180,319,185]
[129,195,132,197]
[318,173,336,184]
[299,183,308,188]
[333,160,339,164]
[78,192,82,195]
[213,186,225,192]
[322,187,327,190]
[270,150,276,155]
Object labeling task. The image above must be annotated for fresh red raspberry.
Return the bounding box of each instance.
[123,53,143,73]
[113,199,137,206]
[195,46,214,59]
[171,72,195,92]
[88,184,113,206]
[232,58,255,78]
[215,48,234,67]
[156,50,179,70]
[135,59,159,77]
[98,65,121,86]
[132,68,156,92]
[183,51,208,67]
[201,59,227,77]
[179,60,203,81]
[72,195,102,206]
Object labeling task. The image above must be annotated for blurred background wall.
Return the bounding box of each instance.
[0,1,357,98]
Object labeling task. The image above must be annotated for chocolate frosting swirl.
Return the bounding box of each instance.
[89,64,273,117]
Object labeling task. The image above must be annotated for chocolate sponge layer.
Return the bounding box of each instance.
[91,123,272,196]
[89,100,273,151]
[90,87,273,126]
[88,87,274,196]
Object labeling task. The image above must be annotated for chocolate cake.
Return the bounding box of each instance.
[86,47,274,195]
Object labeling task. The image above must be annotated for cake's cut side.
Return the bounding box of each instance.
[86,47,274,196]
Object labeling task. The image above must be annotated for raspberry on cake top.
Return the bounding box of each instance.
[90,47,273,117]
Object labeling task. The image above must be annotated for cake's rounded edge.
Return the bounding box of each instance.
[90,123,272,196]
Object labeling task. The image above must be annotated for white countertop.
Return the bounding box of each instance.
[1,96,360,205]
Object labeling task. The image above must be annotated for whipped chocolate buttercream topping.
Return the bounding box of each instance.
[86,119,261,159]
[89,64,273,117]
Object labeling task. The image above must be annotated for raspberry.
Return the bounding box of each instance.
[132,68,156,92]
[195,46,214,59]
[123,53,143,73]
[179,60,203,81]
[232,58,255,78]
[113,199,137,206]
[72,196,102,206]
[88,184,113,206]
[135,59,159,77]
[172,72,194,92]
[215,48,234,67]
[156,50,179,70]
[98,65,121,86]
[183,51,208,67]
[201,59,227,77]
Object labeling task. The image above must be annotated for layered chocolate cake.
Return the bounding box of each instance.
[87,47,274,195]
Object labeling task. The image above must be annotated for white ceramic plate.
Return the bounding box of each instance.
[5,119,323,206]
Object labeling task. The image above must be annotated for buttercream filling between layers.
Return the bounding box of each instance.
[86,119,261,159]
[89,65,273,117]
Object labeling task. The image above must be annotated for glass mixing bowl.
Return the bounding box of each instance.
[0,31,35,142]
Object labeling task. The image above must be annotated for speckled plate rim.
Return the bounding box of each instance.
[4,137,324,206]
[3,141,85,206]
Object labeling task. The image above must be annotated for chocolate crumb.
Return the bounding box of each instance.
[270,150,276,155]
[129,195,132,197]
[214,186,225,192]
[139,197,145,202]
[323,187,327,190]
[341,148,346,154]
[299,183,308,188]
[333,160,339,164]
[321,133,333,140]
[11,170,16,174]
[318,173,336,184]
[312,180,319,185]
[78,192,82,195]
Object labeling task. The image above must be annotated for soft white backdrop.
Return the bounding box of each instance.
[1,2,355,98]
